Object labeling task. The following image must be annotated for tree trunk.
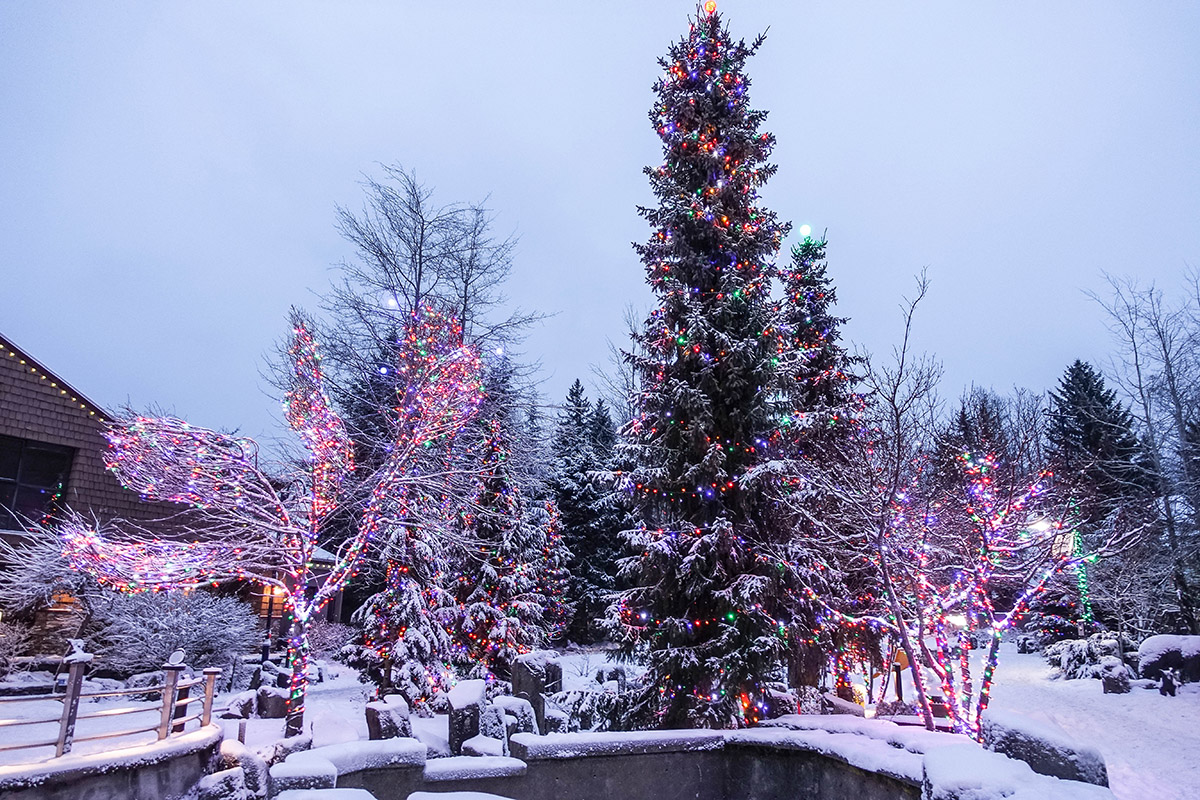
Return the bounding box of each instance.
[284,624,311,738]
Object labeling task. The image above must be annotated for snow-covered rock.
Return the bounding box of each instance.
[220,739,269,798]
[448,680,486,755]
[923,742,1115,799]
[981,708,1108,787]
[304,738,425,774]
[256,686,290,719]
[511,650,561,733]
[462,734,506,757]
[366,695,412,739]
[223,689,257,719]
[258,733,312,766]
[193,766,250,800]
[492,695,537,735]
[269,753,337,793]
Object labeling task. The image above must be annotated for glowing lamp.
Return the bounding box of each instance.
[704,1,716,14]
[799,224,812,238]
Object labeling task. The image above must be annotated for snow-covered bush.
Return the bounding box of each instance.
[85,591,259,679]
[307,619,357,659]
[1044,631,1134,680]
[546,688,629,732]
[1137,634,1200,681]
[0,620,30,677]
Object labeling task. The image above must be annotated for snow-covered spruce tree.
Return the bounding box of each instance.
[1040,360,1154,634]
[769,235,866,691]
[615,3,793,728]
[449,361,559,678]
[347,311,483,710]
[552,381,618,644]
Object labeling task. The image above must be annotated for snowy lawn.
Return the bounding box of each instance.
[987,644,1200,800]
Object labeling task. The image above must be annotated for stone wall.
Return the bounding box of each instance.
[0,726,222,800]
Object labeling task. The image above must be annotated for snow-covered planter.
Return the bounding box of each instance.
[1137,634,1200,682]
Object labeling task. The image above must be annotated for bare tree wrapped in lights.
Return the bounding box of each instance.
[55,308,483,737]
[885,452,1147,738]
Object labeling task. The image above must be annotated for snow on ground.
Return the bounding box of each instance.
[216,661,372,751]
[986,643,1200,800]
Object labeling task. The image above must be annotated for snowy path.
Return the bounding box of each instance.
[987,645,1200,800]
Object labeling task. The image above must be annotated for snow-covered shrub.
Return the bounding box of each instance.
[875,699,918,718]
[1099,656,1131,693]
[1044,631,1134,680]
[86,591,259,679]
[546,688,630,732]
[1137,634,1200,681]
[0,620,30,677]
[307,619,356,659]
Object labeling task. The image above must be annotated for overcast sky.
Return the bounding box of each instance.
[2,1,1198,445]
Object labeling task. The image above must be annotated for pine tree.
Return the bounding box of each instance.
[1042,360,1150,631]
[552,386,625,644]
[450,362,556,678]
[617,3,792,728]
[1047,361,1146,516]
[771,237,863,691]
[776,237,856,414]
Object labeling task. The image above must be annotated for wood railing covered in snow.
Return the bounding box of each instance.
[0,654,221,763]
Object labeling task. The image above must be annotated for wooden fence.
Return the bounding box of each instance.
[0,658,221,763]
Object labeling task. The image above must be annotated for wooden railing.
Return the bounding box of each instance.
[0,658,221,762]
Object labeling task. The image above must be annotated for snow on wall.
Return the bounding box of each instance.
[509,728,725,759]
[409,792,519,800]
[424,755,527,782]
[0,724,221,792]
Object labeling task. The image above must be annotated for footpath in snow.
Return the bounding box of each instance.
[987,645,1200,800]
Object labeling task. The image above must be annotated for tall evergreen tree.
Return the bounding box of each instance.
[616,3,793,728]
[1042,360,1150,630]
[771,237,864,691]
[1047,360,1146,516]
[552,386,626,644]
[450,362,560,678]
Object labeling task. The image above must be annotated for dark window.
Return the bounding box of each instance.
[0,435,74,530]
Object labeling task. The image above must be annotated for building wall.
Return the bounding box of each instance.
[0,334,182,526]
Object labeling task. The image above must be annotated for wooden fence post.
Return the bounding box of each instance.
[201,667,222,726]
[158,664,184,740]
[54,654,91,757]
